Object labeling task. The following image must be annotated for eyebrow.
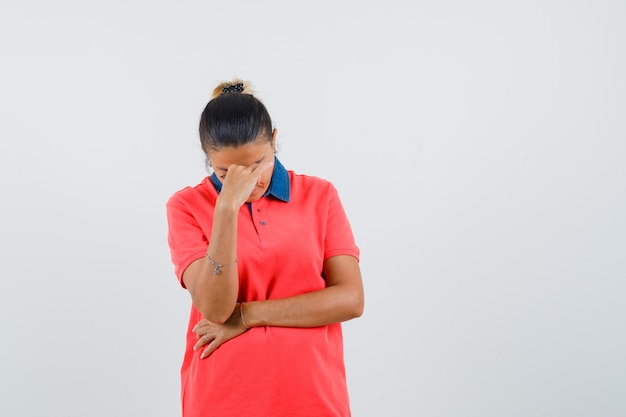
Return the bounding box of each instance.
[215,155,266,172]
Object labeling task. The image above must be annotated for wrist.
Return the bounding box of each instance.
[240,301,265,328]
[215,194,244,212]
[215,200,240,215]
[240,302,250,329]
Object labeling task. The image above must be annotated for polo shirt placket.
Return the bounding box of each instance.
[249,201,276,243]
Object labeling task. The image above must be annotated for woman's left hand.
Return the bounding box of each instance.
[192,304,248,359]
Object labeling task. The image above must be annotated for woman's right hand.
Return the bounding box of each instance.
[216,161,274,208]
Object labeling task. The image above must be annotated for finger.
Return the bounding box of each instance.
[194,333,213,351]
[193,333,215,350]
[194,326,207,337]
[200,338,223,359]
[252,160,274,176]
[192,319,210,333]
[194,321,214,336]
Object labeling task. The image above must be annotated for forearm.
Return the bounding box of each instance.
[190,201,240,323]
[243,284,364,328]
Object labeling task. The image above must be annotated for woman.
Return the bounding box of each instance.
[166,79,364,417]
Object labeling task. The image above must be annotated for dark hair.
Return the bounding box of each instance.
[199,80,273,152]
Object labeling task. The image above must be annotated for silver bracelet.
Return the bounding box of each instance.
[205,254,237,275]
[240,302,250,329]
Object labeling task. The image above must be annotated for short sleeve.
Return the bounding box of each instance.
[323,184,360,261]
[166,194,209,287]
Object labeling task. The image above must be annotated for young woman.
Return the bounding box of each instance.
[166,80,364,417]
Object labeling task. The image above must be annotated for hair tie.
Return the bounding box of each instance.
[222,83,244,94]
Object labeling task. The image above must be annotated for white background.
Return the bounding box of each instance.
[1,1,625,416]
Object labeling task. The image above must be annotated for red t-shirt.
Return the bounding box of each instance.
[166,171,360,417]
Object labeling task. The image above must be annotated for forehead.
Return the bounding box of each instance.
[208,139,273,168]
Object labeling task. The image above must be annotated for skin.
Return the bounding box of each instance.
[183,129,364,359]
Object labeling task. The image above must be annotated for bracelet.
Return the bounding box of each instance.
[205,254,237,275]
[240,302,250,329]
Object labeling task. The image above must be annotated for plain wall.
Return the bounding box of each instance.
[1,1,624,416]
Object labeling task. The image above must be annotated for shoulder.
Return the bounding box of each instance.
[289,171,335,192]
[166,177,215,210]
[287,171,343,207]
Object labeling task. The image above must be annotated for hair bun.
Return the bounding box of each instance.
[222,82,244,94]
[211,79,254,99]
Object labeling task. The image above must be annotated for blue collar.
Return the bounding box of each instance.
[209,156,290,202]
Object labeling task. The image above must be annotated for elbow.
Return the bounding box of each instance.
[353,299,364,319]
[202,311,231,325]
[346,291,364,320]
[194,299,235,324]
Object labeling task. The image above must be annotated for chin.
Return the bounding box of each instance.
[247,188,267,202]
[246,193,262,203]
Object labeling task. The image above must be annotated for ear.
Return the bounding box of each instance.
[271,128,278,152]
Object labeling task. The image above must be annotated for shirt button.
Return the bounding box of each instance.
[260,221,266,226]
